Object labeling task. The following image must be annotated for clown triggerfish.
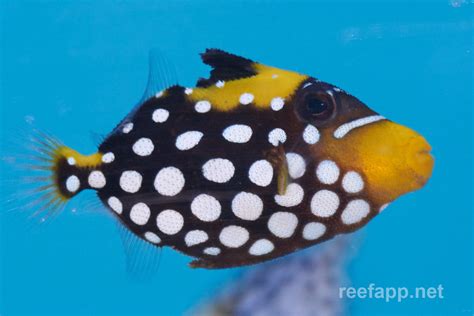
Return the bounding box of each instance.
[32,49,433,268]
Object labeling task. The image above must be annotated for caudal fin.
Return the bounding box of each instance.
[26,130,104,217]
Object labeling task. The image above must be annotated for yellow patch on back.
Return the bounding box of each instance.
[188,64,308,111]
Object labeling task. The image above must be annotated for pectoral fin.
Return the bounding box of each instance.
[266,144,289,196]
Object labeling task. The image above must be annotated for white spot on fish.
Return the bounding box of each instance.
[204,247,220,255]
[268,212,298,238]
[119,170,142,193]
[107,196,122,214]
[202,158,235,183]
[102,152,115,163]
[154,167,185,196]
[132,138,154,156]
[191,194,221,222]
[249,239,274,256]
[156,209,184,235]
[342,171,364,193]
[310,190,340,217]
[268,128,287,146]
[129,202,150,225]
[88,170,106,189]
[286,153,306,179]
[66,175,80,192]
[152,108,169,123]
[219,225,249,248]
[223,124,253,143]
[239,93,254,105]
[144,232,161,244]
[195,100,211,113]
[176,131,203,151]
[185,230,208,247]
[302,222,326,240]
[122,122,133,134]
[248,160,273,187]
[341,199,370,225]
[232,192,263,220]
[316,160,340,184]
[274,183,304,207]
[303,124,320,144]
[270,97,285,111]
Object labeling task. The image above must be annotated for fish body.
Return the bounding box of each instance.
[35,49,433,268]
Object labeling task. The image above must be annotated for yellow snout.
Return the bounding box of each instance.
[320,120,434,205]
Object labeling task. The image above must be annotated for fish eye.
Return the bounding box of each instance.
[298,91,336,122]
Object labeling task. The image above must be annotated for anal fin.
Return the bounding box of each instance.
[116,221,162,280]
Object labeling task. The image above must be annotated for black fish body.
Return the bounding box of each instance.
[34,49,434,268]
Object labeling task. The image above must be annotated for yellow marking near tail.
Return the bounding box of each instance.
[189,64,308,111]
[54,147,103,168]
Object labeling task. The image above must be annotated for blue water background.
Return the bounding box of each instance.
[1,1,472,315]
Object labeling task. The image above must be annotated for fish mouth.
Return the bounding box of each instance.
[406,136,434,187]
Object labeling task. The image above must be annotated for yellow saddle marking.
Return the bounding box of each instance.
[188,63,308,111]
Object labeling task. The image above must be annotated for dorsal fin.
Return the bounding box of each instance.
[196,49,257,87]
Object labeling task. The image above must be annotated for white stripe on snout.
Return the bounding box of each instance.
[333,115,385,139]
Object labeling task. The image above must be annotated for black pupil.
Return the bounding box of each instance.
[306,96,328,115]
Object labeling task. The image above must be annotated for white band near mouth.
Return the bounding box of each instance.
[333,115,385,139]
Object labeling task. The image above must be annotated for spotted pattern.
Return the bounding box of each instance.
[195,100,211,113]
[232,192,263,220]
[219,225,249,248]
[270,97,284,111]
[268,128,287,146]
[202,158,235,183]
[286,153,306,179]
[248,160,273,187]
[310,190,340,217]
[152,108,169,123]
[102,152,115,163]
[93,69,383,269]
[88,171,106,189]
[132,138,154,156]
[249,239,274,256]
[122,122,133,134]
[342,171,364,193]
[157,209,184,235]
[222,124,253,143]
[176,131,203,151]
[154,167,185,196]
[107,196,122,214]
[191,194,221,222]
[341,200,370,225]
[274,183,304,207]
[239,93,254,105]
[66,175,80,192]
[268,212,298,238]
[144,232,161,244]
[303,124,320,144]
[185,230,208,247]
[302,222,326,240]
[119,170,142,193]
[316,160,340,184]
[130,202,150,225]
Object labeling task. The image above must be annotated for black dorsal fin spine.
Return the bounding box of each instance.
[197,49,258,87]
